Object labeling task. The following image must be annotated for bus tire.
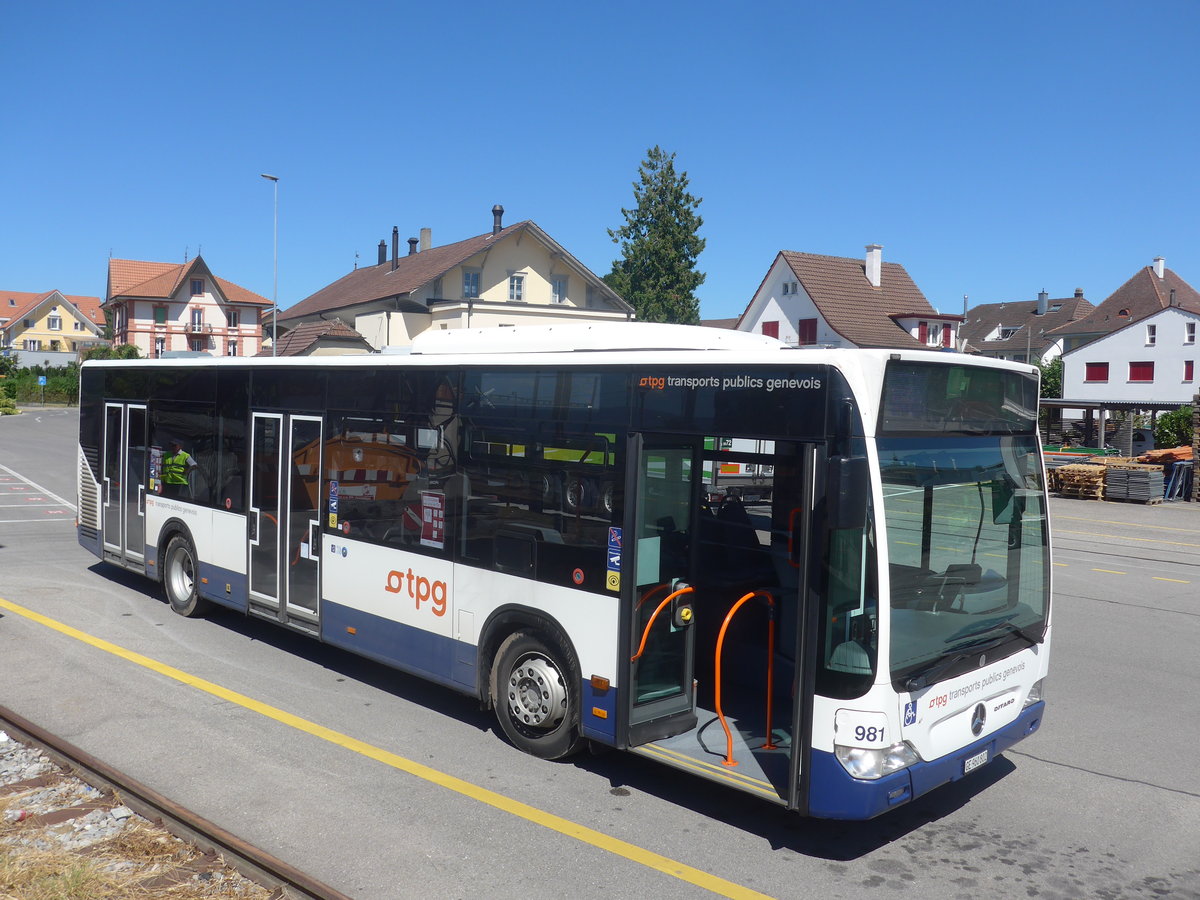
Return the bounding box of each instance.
[492,630,583,760]
[163,534,211,618]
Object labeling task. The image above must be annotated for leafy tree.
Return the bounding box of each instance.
[82,344,141,361]
[605,146,706,324]
[1038,357,1062,399]
[1154,406,1193,449]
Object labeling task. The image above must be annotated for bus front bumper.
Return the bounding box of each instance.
[807,701,1044,820]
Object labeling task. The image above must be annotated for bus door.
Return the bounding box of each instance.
[624,434,702,745]
[248,412,323,624]
[101,402,147,568]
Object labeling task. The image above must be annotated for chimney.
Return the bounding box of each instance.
[492,204,505,235]
[1170,289,1177,307]
[391,227,399,271]
[420,228,432,252]
[408,238,419,255]
[865,244,882,288]
[1074,288,1084,299]
[1037,290,1048,316]
[1154,257,1165,279]
[377,240,386,266]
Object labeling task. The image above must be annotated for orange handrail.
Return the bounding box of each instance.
[630,585,694,662]
[714,589,777,767]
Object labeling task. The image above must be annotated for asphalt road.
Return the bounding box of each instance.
[1,406,1198,899]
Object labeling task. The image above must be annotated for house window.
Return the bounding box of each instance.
[48,310,61,330]
[1129,361,1154,383]
[797,318,817,346]
[463,269,480,299]
[1085,362,1109,382]
[551,276,568,304]
[228,310,240,328]
[1146,324,1157,346]
[154,337,165,358]
[762,321,779,339]
[23,339,40,351]
[508,274,524,301]
[1185,361,1194,382]
[154,305,167,326]
[190,337,205,352]
[227,340,238,357]
[432,278,443,298]
[23,319,33,328]
[50,340,61,351]
[191,279,204,296]
[73,321,83,331]
[782,283,790,295]
[1187,322,1196,345]
[190,309,204,331]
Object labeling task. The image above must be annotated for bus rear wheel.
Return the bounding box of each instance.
[164,534,211,618]
[492,631,583,759]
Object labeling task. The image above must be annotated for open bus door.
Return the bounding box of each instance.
[623,434,701,745]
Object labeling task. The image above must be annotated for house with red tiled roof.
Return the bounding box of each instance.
[1055,258,1200,403]
[278,206,633,349]
[959,289,1095,364]
[0,289,107,365]
[259,318,374,357]
[105,256,271,358]
[735,245,962,350]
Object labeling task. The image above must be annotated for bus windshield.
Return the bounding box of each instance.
[880,433,1049,689]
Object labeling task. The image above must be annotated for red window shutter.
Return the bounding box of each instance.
[918,321,928,344]
[1085,362,1109,382]
[797,319,817,345]
[1129,361,1154,382]
[1187,361,1195,382]
[762,321,779,339]
[942,323,951,347]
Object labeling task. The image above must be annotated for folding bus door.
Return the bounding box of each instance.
[623,434,702,745]
[101,402,147,569]
[248,412,323,627]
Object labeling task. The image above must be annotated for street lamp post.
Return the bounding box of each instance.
[260,174,279,356]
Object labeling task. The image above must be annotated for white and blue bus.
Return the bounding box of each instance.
[77,323,1050,819]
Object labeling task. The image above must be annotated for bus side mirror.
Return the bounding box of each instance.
[827,456,868,531]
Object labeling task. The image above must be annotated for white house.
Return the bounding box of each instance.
[737,245,961,350]
[1061,304,1200,403]
[105,257,270,358]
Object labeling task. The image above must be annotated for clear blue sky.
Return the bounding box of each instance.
[5,1,1198,321]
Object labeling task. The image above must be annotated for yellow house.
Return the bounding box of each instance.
[0,290,106,365]
[277,206,633,349]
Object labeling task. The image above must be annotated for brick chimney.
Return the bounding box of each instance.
[865,244,883,288]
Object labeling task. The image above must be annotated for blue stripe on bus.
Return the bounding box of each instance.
[196,562,249,612]
[321,600,474,693]
[807,702,1045,820]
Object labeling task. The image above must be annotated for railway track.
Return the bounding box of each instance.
[0,704,352,900]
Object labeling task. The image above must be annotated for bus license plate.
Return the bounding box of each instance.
[963,749,988,774]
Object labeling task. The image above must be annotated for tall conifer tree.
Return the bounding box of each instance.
[605,146,706,324]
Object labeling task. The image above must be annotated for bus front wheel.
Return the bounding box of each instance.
[492,631,583,759]
[164,534,212,618]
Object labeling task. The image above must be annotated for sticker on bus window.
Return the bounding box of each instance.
[328,513,338,528]
[420,492,445,550]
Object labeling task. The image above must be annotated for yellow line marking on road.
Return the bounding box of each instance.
[0,597,772,900]
[1092,568,1126,575]
[1056,529,1200,550]
[1055,515,1199,535]
[1053,562,1069,567]
[1153,577,1190,584]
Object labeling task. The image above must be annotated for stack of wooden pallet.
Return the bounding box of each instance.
[1049,463,1106,499]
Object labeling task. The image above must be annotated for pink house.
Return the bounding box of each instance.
[105,256,271,358]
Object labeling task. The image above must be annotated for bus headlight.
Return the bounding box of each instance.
[1024,679,1045,708]
[834,741,920,780]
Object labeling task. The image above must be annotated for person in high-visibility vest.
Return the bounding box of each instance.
[162,440,197,498]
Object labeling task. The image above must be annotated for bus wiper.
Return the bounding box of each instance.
[945,615,1044,646]
[902,628,1036,696]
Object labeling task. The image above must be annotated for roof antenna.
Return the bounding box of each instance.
[184,246,189,262]
[354,251,360,270]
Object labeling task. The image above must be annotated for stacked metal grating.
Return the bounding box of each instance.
[1105,467,1165,502]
